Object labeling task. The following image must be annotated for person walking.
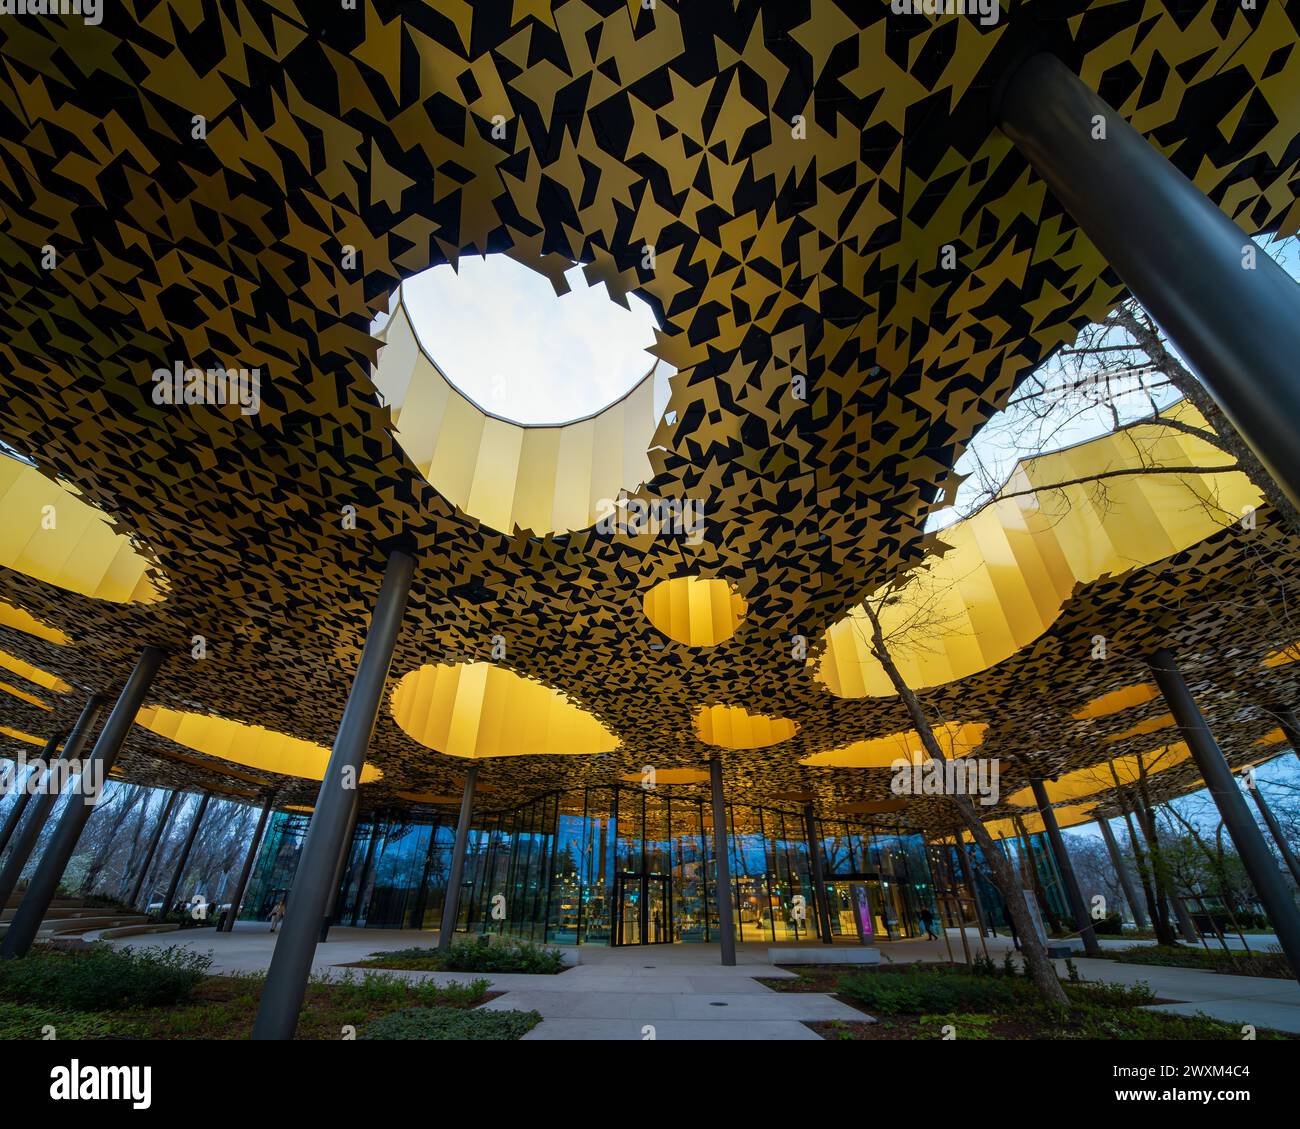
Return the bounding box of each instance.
[269,898,286,933]
[919,906,939,940]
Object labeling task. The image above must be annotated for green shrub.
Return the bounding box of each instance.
[1112,944,1293,979]
[836,967,1028,1015]
[0,944,212,1011]
[1093,912,1125,935]
[315,968,490,1009]
[362,936,568,975]
[360,1006,541,1040]
[0,1001,141,1040]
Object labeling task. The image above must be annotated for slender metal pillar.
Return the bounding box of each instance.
[1030,780,1101,956]
[0,696,107,917]
[802,803,834,944]
[438,766,478,952]
[1147,649,1300,975]
[999,52,1300,512]
[350,809,384,927]
[0,737,57,859]
[1244,775,1300,888]
[320,793,360,942]
[252,550,414,1039]
[2,650,164,959]
[158,792,211,917]
[222,792,276,932]
[709,759,736,966]
[128,790,179,908]
[1098,816,1148,930]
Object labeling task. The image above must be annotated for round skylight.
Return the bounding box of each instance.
[398,256,667,426]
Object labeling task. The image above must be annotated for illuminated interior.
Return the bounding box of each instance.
[643,577,747,647]
[372,293,662,537]
[0,457,163,604]
[818,404,1258,697]
[134,706,381,784]
[390,662,619,759]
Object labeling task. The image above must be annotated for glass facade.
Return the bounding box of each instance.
[243,787,943,945]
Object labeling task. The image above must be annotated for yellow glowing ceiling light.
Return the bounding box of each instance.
[693,705,797,750]
[1072,683,1162,719]
[818,403,1258,697]
[0,600,70,645]
[643,576,747,647]
[390,662,619,759]
[0,724,48,747]
[0,650,70,694]
[1006,743,1189,809]
[0,458,163,604]
[1263,642,1300,668]
[973,804,1098,841]
[134,706,381,783]
[618,767,710,785]
[372,295,660,536]
[1103,713,1175,743]
[0,680,51,710]
[800,721,988,769]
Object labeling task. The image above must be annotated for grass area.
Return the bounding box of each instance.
[761,961,1298,1041]
[1109,944,1294,979]
[0,944,537,1040]
[353,936,569,975]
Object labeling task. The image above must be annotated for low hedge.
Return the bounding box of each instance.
[360,1005,542,1040]
[0,944,212,1011]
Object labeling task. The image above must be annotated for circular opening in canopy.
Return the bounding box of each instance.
[399,257,666,426]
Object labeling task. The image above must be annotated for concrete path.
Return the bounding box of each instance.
[111,922,1300,1037]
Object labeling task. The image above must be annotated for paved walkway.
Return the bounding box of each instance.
[112,922,1300,1037]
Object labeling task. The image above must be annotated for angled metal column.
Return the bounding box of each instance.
[1030,782,1100,955]
[252,549,414,1039]
[1147,649,1300,976]
[999,52,1300,512]
[1244,775,1300,888]
[158,792,211,917]
[129,789,179,909]
[1098,815,1148,930]
[1274,708,1300,767]
[709,759,736,966]
[2,649,164,959]
[0,697,106,916]
[802,803,834,944]
[221,792,276,932]
[438,766,478,952]
[0,735,57,857]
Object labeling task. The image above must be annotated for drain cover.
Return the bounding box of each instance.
[709,1001,728,1007]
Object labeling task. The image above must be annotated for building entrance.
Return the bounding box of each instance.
[613,872,671,944]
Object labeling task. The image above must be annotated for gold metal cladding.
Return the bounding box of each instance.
[1263,642,1300,668]
[1005,742,1190,809]
[390,662,619,759]
[0,649,71,694]
[643,577,747,647]
[693,705,798,750]
[0,601,69,645]
[618,767,710,785]
[1071,683,1163,720]
[817,403,1259,697]
[0,680,52,710]
[373,292,660,537]
[0,724,48,747]
[800,722,989,769]
[134,706,382,784]
[0,458,163,604]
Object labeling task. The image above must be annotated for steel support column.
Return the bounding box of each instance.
[320,793,360,942]
[1147,648,1300,975]
[252,550,414,1039]
[709,759,736,966]
[998,51,1300,512]
[1245,775,1300,888]
[1098,815,1148,930]
[128,790,179,909]
[1030,780,1101,956]
[438,765,478,952]
[802,803,834,944]
[1274,708,1300,767]
[0,736,58,858]
[159,792,211,917]
[221,793,276,932]
[2,650,164,959]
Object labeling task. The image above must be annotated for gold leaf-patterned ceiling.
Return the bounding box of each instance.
[1,1,1299,833]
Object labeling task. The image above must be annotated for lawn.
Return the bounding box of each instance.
[759,960,1298,1041]
[0,944,541,1040]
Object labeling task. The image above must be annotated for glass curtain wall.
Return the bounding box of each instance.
[243,789,944,945]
